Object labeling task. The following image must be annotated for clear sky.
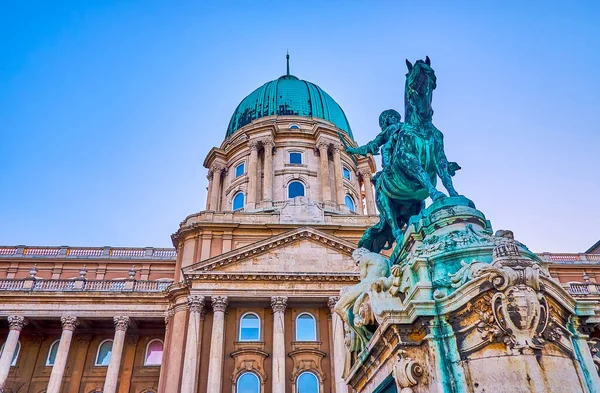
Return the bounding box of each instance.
[0,1,598,252]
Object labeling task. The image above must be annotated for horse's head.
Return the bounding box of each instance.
[404,56,437,123]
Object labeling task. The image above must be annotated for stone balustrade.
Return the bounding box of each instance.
[539,252,600,263]
[0,246,177,260]
[0,278,172,293]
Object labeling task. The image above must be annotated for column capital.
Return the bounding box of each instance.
[211,296,229,313]
[271,296,288,313]
[317,141,331,151]
[327,296,340,314]
[187,295,206,315]
[113,316,130,332]
[248,140,261,151]
[7,315,28,331]
[210,163,225,173]
[332,142,345,152]
[358,168,372,179]
[261,138,275,149]
[61,315,79,331]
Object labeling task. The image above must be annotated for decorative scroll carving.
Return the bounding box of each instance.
[588,338,600,376]
[61,315,79,331]
[113,316,130,332]
[392,351,423,393]
[271,296,288,313]
[211,296,229,312]
[7,315,28,331]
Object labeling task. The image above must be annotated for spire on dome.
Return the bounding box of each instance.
[286,51,290,76]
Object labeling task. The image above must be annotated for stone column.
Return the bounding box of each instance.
[205,172,213,211]
[181,295,206,393]
[103,316,130,393]
[209,164,224,211]
[360,169,376,215]
[47,316,79,393]
[117,334,139,393]
[206,296,228,393]
[328,297,347,393]
[318,142,332,203]
[246,140,260,209]
[271,296,288,393]
[332,144,345,209]
[157,312,172,393]
[0,316,28,390]
[262,139,274,206]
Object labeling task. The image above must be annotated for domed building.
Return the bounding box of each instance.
[0,58,598,393]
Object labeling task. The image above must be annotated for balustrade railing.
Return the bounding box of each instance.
[0,278,172,293]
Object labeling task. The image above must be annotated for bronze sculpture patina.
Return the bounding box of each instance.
[347,57,461,256]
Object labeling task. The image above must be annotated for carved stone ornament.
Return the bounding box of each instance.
[7,315,28,331]
[392,350,424,393]
[588,338,600,376]
[61,315,79,331]
[188,295,206,314]
[210,163,225,174]
[271,296,288,313]
[327,296,339,314]
[113,316,130,332]
[211,296,229,312]
[248,140,260,151]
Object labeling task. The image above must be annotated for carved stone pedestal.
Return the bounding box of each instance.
[339,197,600,393]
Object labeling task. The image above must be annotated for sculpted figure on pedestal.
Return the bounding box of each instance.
[334,248,390,351]
[344,57,462,257]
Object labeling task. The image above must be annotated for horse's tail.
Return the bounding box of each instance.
[358,218,394,253]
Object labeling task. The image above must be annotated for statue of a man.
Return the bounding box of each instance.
[346,109,402,174]
[334,248,391,349]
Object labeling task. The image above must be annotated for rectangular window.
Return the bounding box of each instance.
[289,152,302,165]
[235,163,245,178]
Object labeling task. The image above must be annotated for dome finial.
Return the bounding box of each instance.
[286,50,290,76]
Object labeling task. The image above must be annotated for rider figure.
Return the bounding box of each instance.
[346,109,403,177]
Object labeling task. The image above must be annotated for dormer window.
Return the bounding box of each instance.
[289,152,303,165]
[235,162,245,178]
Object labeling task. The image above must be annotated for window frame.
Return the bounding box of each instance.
[287,181,306,199]
[232,191,245,211]
[45,339,61,366]
[0,340,21,367]
[237,371,261,393]
[295,312,317,342]
[342,166,351,181]
[344,195,355,212]
[143,339,164,366]
[289,123,300,130]
[288,151,304,165]
[296,371,320,393]
[238,312,261,342]
[94,339,114,366]
[234,161,246,178]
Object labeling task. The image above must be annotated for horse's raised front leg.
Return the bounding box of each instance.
[400,153,446,201]
[375,187,403,239]
[434,133,459,197]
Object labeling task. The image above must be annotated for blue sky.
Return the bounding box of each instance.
[0,1,598,252]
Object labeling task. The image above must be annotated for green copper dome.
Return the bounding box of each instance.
[226,74,353,139]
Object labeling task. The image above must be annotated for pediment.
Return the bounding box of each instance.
[182,227,358,276]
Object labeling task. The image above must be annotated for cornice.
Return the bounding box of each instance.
[187,271,359,282]
[182,226,356,274]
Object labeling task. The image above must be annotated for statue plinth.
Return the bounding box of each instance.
[337,197,600,393]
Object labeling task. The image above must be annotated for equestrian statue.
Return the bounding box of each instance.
[345,57,461,258]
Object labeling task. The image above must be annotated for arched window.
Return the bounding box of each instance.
[233,192,245,211]
[237,372,260,393]
[297,371,319,393]
[295,313,317,341]
[342,166,351,180]
[289,124,300,130]
[144,339,164,366]
[46,339,60,366]
[235,162,245,178]
[95,339,113,366]
[0,341,21,366]
[239,313,260,341]
[288,181,305,199]
[344,195,355,212]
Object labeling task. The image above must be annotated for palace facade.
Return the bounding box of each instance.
[1,65,599,393]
